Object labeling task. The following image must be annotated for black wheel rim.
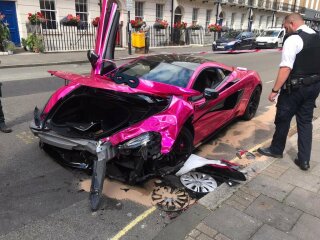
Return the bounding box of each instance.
[247,88,261,118]
[170,131,192,166]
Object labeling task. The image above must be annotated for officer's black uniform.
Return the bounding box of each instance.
[270,30,320,165]
[0,82,5,123]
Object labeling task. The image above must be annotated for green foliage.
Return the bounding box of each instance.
[3,40,15,51]
[25,33,44,52]
[0,12,10,51]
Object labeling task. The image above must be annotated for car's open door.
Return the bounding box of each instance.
[89,0,120,76]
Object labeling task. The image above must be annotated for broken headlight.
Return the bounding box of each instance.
[119,132,160,149]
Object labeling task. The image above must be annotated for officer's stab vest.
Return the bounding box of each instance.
[290,29,320,78]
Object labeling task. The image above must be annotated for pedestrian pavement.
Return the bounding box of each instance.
[0,45,213,69]
[154,117,320,240]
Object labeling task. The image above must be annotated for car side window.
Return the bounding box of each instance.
[192,68,224,92]
[278,31,284,38]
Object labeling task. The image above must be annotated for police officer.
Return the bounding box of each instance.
[258,13,320,170]
[0,83,12,133]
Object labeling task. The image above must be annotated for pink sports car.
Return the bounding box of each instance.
[30,0,262,210]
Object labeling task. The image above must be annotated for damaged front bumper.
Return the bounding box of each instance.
[30,120,116,210]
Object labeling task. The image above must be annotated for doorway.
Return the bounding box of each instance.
[0,1,20,45]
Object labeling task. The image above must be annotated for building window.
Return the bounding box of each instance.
[259,15,264,28]
[40,0,56,29]
[241,13,246,29]
[266,16,271,27]
[75,0,88,24]
[231,13,236,29]
[206,10,211,30]
[156,4,164,20]
[135,1,144,20]
[192,8,199,25]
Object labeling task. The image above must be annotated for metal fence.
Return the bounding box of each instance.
[132,27,218,48]
[27,23,218,52]
[40,23,97,52]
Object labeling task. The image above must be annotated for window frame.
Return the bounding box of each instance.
[39,0,57,29]
[135,1,144,20]
[156,4,164,20]
[192,8,199,25]
[75,0,89,24]
[205,9,212,31]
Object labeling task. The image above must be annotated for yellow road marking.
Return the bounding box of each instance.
[111,206,157,240]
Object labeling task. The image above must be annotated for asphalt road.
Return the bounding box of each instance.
[1,51,319,240]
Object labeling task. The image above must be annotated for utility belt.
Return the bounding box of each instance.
[283,74,320,94]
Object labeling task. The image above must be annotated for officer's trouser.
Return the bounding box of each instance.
[270,81,320,163]
[0,98,5,123]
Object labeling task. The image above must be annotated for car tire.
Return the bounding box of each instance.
[170,126,194,166]
[242,86,262,121]
[272,42,278,49]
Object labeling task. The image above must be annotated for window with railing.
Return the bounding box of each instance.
[156,4,164,20]
[135,1,144,20]
[192,8,199,25]
[39,0,57,29]
[75,0,88,23]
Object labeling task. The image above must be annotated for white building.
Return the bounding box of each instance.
[0,0,317,49]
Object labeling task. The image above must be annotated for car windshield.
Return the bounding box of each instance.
[222,31,240,39]
[260,30,280,37]
[114,59,195,88]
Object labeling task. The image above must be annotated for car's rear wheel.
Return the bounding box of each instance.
[242,86,261,120]
[169,127,194,167]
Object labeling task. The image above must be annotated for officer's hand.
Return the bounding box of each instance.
[268,92,279,102]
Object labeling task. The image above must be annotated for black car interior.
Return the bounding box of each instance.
[193,69,222,92]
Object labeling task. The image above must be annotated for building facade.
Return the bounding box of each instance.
[1,0,320,48]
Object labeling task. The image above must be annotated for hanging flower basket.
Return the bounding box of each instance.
[208,23,222,32]
[91,17,100,27]
[173,21,187,30]
[153,19,168,29]
[130,18,144,30]
[61,14,81,26]
[188,24,202,30]
[27,12,46,25]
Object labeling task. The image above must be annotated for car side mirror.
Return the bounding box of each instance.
[204,88,219,100]
[87,50,99,68]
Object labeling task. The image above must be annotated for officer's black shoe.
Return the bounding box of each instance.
[294,158,310,171]
[257,147,283,158]
[0,122,12,133]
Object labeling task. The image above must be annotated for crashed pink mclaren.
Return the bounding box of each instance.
[30,0,262,209]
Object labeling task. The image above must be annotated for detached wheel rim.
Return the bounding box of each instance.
[180,172,217,193]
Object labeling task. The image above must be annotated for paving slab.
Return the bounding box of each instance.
[251,224,298,240]
[290,213,320,240]
[285,187,320,218]
[244,195,302,231]
[245,174,294,202]
[202,205,262,240]
[154,204,210,240]
[278,168,320,193]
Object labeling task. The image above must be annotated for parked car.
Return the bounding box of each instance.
[212,31,256,51]
[30,0,262,210]
[255,28,286,48]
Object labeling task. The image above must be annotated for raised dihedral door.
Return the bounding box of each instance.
[92,0,120,76]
